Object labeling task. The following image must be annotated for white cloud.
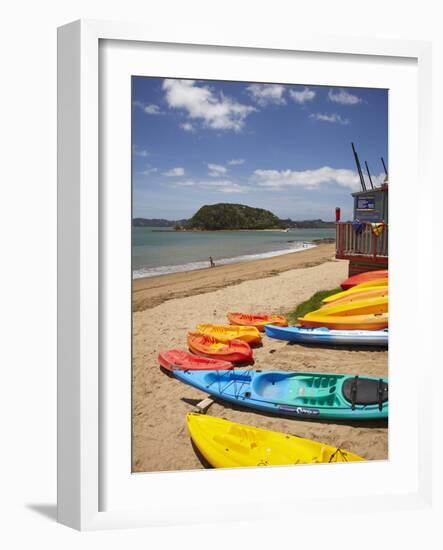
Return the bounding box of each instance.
[246,84,286,106]
[163,167,185,177]
[173,179,246,193]
[208,163,227,177]
[328,89,362,105]
[162,79,256,132]
[289,87,316,104]
[133,100,164,115]
[253,167,361,190]
[140,167,158,176]
[309,113,349,125]
[180,122,195,132]
[228,159,245,166]
[133,147,150,157]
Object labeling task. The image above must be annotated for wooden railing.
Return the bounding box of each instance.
[336,222,388,260]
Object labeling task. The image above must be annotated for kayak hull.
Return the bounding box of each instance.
[341,270,388,290]
[187,333,253,363]
[173,369,389,420]
[265,325,388,346]
[298,312,388,330]
[187,413,365,468]
[319,295,388,316]
[227,312,288,331]
[322,287,388,306]
[196,324,262,345]
[158,349,233,371]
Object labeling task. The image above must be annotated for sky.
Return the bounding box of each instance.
[132,78,388,221]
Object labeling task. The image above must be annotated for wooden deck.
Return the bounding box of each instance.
[336,222,388,275]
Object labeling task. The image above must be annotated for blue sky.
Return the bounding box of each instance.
[132,78,388,220]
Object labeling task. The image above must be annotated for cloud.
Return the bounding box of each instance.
[253,167,362,190]
[208,163,227,177]
[173,179,247,193]
[246,84,286,106]
[133,146,150,157]
[162,79,256,132]
[289,87,316,104]
[163,167,185,177]
[180,122,195,132]
[309,113,349,125]
[228,159,245,166]
[140,167,158,176]
[328,89,362,105]
[133,100,164,115]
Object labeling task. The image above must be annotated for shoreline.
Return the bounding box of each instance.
[133,243,338,312]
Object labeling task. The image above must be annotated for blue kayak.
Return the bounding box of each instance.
[265,325,388,347]
[173,369,388,420]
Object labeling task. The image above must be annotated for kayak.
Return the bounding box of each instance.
[321,287,388,306]
[265,325,388,347]
[227,312,288,331]
[196,324,262,345]
[298,312,388,330]
[158,349,233,371]
[186,413,365,468]
[319,295,388,316]
[173,369,389,420]
[341,270,388,290]
[187,332,253,363]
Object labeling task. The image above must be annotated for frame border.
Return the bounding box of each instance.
[57,19,433,531]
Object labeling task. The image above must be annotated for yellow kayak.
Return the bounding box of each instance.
[196,324,262,345]
[187,413,364,468]
[298,311,388,330]
[323,282,388,303]
[319,295,388,316]
[322,287,388,307]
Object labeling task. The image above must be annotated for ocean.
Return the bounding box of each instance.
[132,227,336,278]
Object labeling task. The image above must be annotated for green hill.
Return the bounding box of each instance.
[185,203,283,230]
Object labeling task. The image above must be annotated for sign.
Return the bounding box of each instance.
[356,196,375,211]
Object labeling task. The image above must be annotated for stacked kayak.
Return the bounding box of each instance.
[265,325,388,347]
[227,312,288,331]
[187,413,364,468]
[341,270,388,290]
[196,324,262,345]
[321,287,388,307]
[173,369,389,420]
[187,333,252,362]
[298,312,388,330]
[158,349,233,371]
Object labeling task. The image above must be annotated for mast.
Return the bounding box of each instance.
[365,160,374,189]
[351,142,366,191]
[381,156,388,177]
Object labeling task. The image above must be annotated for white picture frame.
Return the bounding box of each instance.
[57,19,434,531]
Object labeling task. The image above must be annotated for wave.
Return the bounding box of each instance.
[132,242,316,279]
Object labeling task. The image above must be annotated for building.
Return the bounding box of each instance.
[336,173,388,277]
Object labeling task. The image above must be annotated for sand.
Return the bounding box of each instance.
[132,244,388,472]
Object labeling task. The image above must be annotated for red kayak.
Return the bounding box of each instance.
[341,270,388,290]
[187,332,253,363]
[158,349,233,371]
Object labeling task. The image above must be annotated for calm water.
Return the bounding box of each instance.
[132,227,335,278]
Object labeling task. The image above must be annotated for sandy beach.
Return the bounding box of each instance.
[132,244,388,472]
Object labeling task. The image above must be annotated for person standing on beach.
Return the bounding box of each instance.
[209,256,215,268]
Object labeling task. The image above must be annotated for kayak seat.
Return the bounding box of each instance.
[342,377,388,406]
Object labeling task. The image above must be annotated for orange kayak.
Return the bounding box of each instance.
[341,270,388,290]
[158,349,233,371]
[187,333,253,362]
[298,312,388,330]
[227,312,288,331]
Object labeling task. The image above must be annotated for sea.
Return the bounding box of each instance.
[132,227,336,279]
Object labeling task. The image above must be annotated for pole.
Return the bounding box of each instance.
[351,142,366,191]
[381,157,388,176]
[365,161,374,189]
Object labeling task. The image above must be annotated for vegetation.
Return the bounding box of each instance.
[132,218,186,227]
[287,287,341,324]
[280,218,335,229]
[185,203,282,230]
